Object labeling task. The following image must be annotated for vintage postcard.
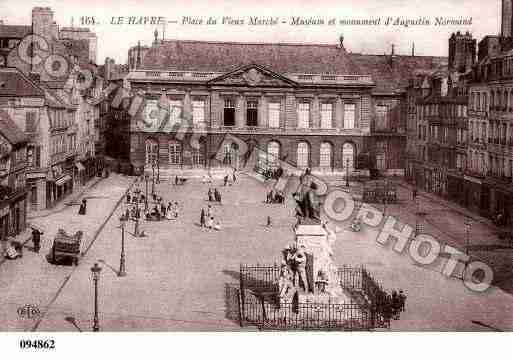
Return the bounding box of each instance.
[0,0,511,356]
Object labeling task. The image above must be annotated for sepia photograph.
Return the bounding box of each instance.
[0,0,511,356]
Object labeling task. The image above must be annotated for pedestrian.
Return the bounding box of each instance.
[175,175,179,185]
[174,201,179,218]
[214,220,222,231]
[223,175,228,186]
[391,290,400,319]
[78,199,87,215]
[126,191,131,204]
[208,188,213,202]
[161,203,167,217]
[200,208,206,227]
[232,170,237,183]
[266,215,272,227]
[31,227,43,253]
[399,290,406,312]
[125,208,130,220]
[206,204,212,219]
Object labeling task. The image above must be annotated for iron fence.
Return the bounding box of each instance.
[239,264,390,330]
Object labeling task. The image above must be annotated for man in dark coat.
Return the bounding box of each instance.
[31,228,43,253]
[200,208,206,228]
[78,199,87,215]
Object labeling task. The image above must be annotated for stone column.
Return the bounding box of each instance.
[183,91,192,123]
[336,97,343,130]
[236,95,244,128]
[285,93,297,129]
[312,96,320,129]
[258,96,267,128]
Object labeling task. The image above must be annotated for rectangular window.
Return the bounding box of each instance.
[375,105,388,131]
[27,146,33,166]
[320,103,333,129]
[297,102,310,128]
[192,100,205,125]
[268,102,280,128]
[25,112,36,132]
[223,98,235,126]
[343,103,356,129]
[246,100,258,127]
[169,100,183,127]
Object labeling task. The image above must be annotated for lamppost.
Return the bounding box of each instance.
[145,174,149,209]
[345,158,350,187]
[90,262,102,332]
[157,158,160,183]
[465,217,472,257]
[151,160,155,195]
[118,215,127,277]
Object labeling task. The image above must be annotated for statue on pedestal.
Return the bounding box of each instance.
[293,179,321,225]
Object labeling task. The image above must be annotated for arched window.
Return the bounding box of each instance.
[296,142,309,168]
[145,139,158,165]
[319,142,332,169]
[267,141,280,169]
[223,142,239,167]
[168,140,182,166]
[342,143,355,171]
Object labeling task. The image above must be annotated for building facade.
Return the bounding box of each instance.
[0,109,28,244]
[111,36,444,178]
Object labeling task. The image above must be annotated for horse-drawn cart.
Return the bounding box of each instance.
[49,229,83,265]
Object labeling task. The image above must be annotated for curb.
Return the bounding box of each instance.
[31,177,137,331]
[28,177,105,220]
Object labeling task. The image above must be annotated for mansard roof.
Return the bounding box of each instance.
[141,39,361,75]
[350,54,447,94]
[0,24,31,39]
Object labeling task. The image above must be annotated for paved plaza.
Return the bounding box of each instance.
[1,173,513,331]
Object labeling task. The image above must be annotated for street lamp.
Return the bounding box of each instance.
[118,216,127,277]
[151,160,155,195]
[90,262,102,332]
[465,217,472,257]
[145,174,149,209]
[157,158,160,183]
[345,158,350,187]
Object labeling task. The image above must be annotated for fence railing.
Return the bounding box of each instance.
[239,264,390,330]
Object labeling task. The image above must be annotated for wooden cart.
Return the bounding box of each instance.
[50,229,83,265]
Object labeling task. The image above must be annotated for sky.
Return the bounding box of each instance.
[0,0,502,65]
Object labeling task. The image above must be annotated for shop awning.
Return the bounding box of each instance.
[75,162,85,171]
[55,174,72,186]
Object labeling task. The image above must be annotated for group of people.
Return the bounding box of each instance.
[145,197,180,221]
[265,189,285,204]
[374,289,407,325]
[223,172,237,186]
[199,205,222,230]
[126,189,146,206]
[207,188,222,203]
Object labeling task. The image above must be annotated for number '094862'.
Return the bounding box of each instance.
[19,339,55,350]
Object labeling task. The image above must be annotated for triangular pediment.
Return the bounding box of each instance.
[207,64,297,87]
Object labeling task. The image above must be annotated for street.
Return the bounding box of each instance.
[1,173,513,331]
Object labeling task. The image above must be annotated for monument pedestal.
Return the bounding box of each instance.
[295,224,349,304]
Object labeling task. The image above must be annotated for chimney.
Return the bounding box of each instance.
[391,43,395,56]
[32,7,55,41]
[412,42,415,57]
